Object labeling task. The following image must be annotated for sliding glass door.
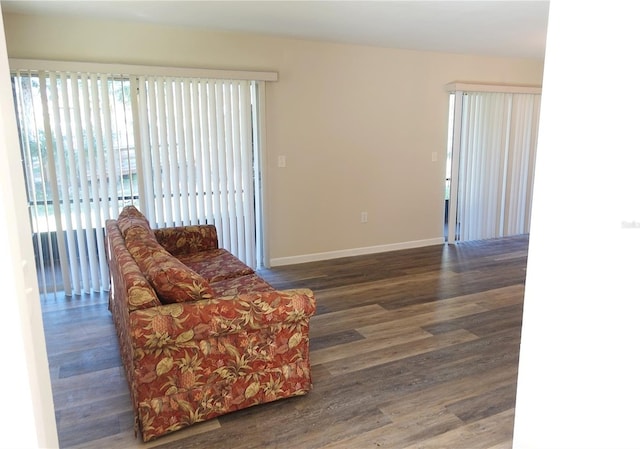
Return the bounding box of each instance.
[12,69,265,296]
[446,87,541,243]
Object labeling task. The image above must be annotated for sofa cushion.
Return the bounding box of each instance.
[178,249,255,283]
[117,205,153,238]
[123,225,164,255]
[125,226,214,304]
[105,220,162,311]
[144,253,214,304]
[208,273,274,297]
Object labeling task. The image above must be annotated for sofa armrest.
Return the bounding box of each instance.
[129,288,316,348]
[153,224,219,256]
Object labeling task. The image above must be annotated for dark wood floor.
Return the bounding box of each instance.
[41,235,528,449]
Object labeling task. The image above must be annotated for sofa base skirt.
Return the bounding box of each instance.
[137,360,313,442]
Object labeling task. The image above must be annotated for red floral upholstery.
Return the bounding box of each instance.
[142,253,215,304]
[154,225,219,256]
[106,224,162,312]
[179,248,255,283]
[207,273,275,297]
[129,289,314,437]
[117,205,153,238]
[124,227,214,304]
[105,206,316,442]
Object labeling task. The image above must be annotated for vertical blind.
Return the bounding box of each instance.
[13,71,137,296]
[449,90,541,242]
[12,69,264,296]
[136,77,259,268]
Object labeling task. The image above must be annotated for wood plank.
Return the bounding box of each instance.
[51,366,129,410]
[358,302,489,335]
[317,406,464,449]
[311,326,432,366]
[379,364,519,418]
[312,364,519,449]
[310,303,390,338]
[401,408,515,449]
[320,329,479,376]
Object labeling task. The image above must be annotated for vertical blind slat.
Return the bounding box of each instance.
[159,78,173,226]
[147,78,164,227]
[70,74,94,293]
[137,76,155,224]
[183,79,197,224]
[193,80,205,224]
[239,81,255,267]
[189,80,202,225]
[25,73,48,293]
[251,81,264,266]
[80,74,101,292]
[92,75,110,288]
[231,81,245,260]
[48,73,75,294]
[201,81,214,225]
[13,73,44,291]
[101,77,118,221]
[39,71,70,294]
[215,81,230,248]
[225,82,238,255]
[59,75,84,293]
[209,81,223,234]
[170,79,184,224]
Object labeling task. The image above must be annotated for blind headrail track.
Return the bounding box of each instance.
[445,81,541,94]
[9,58,278,82]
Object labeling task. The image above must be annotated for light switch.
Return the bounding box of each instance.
[432,152,438,162]
[278,155,286,168]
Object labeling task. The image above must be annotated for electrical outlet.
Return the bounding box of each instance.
[278,155,286,168]
[361,212,368,223]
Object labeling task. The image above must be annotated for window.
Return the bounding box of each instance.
[11,65,269,296]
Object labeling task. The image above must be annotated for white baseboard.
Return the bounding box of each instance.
[269,237,444,267]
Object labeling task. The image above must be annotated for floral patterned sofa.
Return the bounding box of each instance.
[105,205,316,442]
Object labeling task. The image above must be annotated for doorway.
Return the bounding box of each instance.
[443,84,541,243]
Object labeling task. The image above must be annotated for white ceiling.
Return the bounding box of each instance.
[1,1,549,59]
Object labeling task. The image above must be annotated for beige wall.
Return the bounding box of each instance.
[3,13,544,264]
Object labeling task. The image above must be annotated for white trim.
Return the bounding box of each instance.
[445,81,541,94]
[0,17,58,445]
[9,58,278,81]
[269,238,444,267]
[255,81,270,269]
[447,90,463,244]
